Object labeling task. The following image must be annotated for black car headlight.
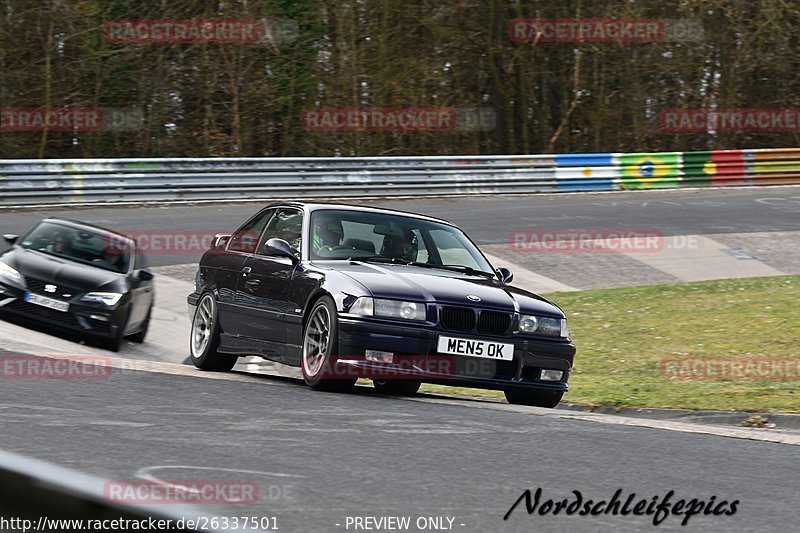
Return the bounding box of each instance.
[519,314,568,338]
[349,297,426,321]
[80,292,123,307]
[0,260,24,287]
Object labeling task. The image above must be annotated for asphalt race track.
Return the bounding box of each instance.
[4,188,800,264]
[1,187,799,532]
[0,349,797,533]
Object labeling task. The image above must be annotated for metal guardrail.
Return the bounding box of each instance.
[0,448,241,531]
[1,148,799,205]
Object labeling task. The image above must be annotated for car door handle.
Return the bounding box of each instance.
[242,266,252,275]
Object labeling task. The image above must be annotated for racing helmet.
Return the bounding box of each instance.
[314,218,344,250]
[384,229,418,262]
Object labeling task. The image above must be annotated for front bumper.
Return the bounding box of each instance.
[187,292,199,319]
[337,317,575,392]
[0,285,122,339]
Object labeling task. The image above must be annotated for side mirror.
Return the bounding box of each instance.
[264,238,299,263]
[138,270,154,281]
[496,267,513,284]
[212,233,231,249]
[3,234,18,245]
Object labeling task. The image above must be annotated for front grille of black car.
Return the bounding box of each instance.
[494,360,518,379]
[440,306,511,336]
[24,277,81,300]
[426,347,518,380]
[4,299,80,328]
[522,366,541,381]
[2,300,111,334]
[440,306,476,331]
[477,310,512,336]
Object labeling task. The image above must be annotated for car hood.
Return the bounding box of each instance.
[324,262,564,317]
[1,248,123,292]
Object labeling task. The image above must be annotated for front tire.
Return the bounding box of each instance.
[301,296,355,391]
[372,379,421,396]
[190,293,237,371]
[102,331,124,352]
[128,306,151,344]
[102,306,129,352]
[504,389,563,408]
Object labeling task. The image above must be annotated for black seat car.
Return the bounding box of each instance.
[0,218,155,351]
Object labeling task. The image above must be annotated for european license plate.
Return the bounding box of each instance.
[25,292,69,313]
[437,336,514,361]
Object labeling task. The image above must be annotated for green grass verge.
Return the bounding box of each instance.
[419,275,800,413]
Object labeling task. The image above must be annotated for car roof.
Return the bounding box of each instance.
[263,202,456,227]
[39,218,136,246]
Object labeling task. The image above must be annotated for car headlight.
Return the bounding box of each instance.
[0,260,24,287]
[349,296,374,316]
[349,297,425,321]
[80,292,123,306]
[519,314,568,337]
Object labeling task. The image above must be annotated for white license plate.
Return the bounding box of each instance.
[25,292,69,313]
[437,336,514,361]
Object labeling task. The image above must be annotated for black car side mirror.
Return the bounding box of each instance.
[3,234,18,245]
[264,238,299,263]
[496,267,514,284]
[212,233,231,249]
[138,270,154,281]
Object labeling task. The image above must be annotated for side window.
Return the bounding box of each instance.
[258,208,303,255]
[133,248,149,270]
[228,209,275,253]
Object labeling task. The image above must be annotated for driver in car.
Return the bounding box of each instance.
[47,232,73,255]
[312,219,344,254]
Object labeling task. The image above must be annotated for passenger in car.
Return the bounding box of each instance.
[93,246,125,271]
[382,229,418,262]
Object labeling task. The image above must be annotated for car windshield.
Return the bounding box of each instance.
[18,221,132,274]
[309,209,495,276]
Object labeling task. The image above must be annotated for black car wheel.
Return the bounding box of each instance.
[101,307,129,352]
[372,379,421,396]
[127,306,151,343]
[190,293,237,371]
[301,296,355,391]
[504,389,563,408]
[102,332,124,352]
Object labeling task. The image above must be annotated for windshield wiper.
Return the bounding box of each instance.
[349,256,410,264]
[351,257,496,278]
[408,262,497,279]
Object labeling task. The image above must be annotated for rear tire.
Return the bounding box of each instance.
[301,296,355,391]
[190,293,237,371]
[372,379,421,396]
[504,389,563,408]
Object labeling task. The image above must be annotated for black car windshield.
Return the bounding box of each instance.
[309,209,495,276]
[18,221,132,274]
